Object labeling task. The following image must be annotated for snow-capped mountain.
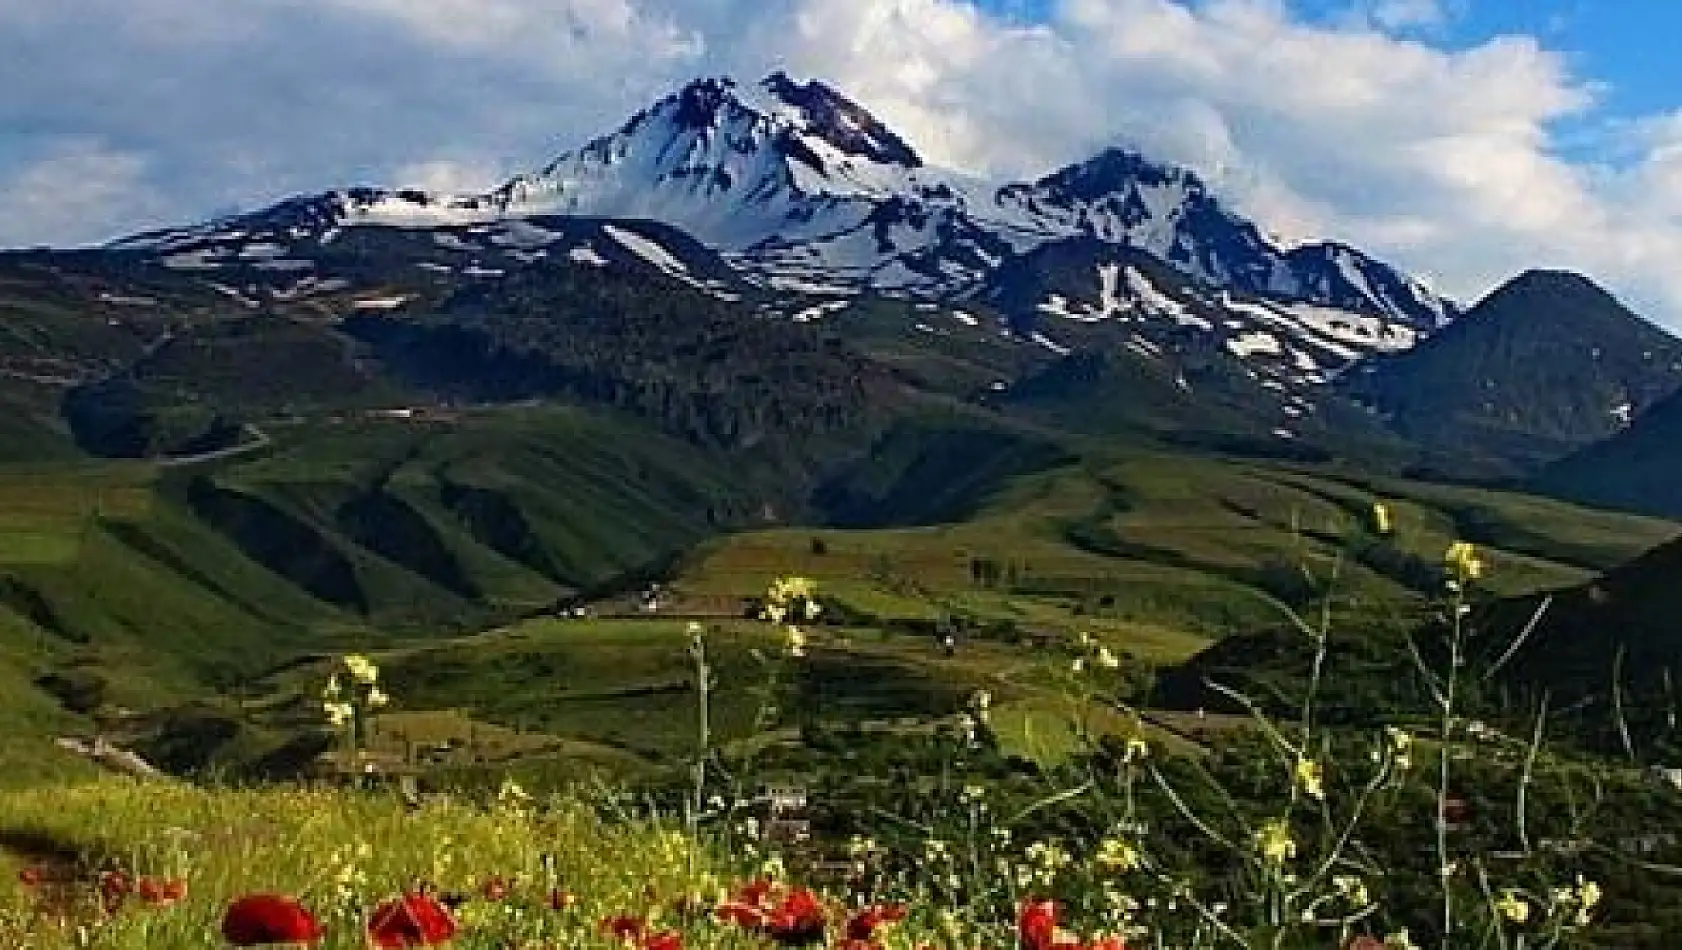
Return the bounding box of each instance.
[973,238,1429,439]
[111,71,1457,391]
[996,150,1451,329]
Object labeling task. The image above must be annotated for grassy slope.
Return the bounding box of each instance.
[0,407,773,780]
[314,450,1666,777]
[0,396,1672,786]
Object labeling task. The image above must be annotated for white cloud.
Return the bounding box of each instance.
[2,0,1682,325]
[389,160,513,195]
[1369,0,1452,31]
[0,138,170,247]
[1377,0,1445,28]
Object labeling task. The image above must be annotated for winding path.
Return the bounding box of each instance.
[157,422,272,468]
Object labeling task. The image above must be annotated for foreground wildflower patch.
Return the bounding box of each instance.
[0,556,1625,948]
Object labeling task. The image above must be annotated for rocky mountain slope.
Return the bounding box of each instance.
[1341,270,1682,478]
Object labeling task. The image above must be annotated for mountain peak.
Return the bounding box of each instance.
[757,71,922,169]
[1495,268,1620,304]
[1472,269,1638,328]
[1035,147,1208,204]
[671,76,741,130]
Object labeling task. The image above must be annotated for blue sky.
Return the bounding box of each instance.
[1340,1,1682,131]
[3,0,1682,324]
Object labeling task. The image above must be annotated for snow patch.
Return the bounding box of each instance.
[1031,331,1072,356]
[161,250,224,271]
[603,224,689,275]
[237,242,288,260]
[568,245,608,267]
[791,299,850,323]
[1226,331,1283,358]
[204,282,260,308]
[352,295,413,311]
[491,220,563,247]
[97,293,157,306]
[1127,267,1210,330]
[433,233,481,252]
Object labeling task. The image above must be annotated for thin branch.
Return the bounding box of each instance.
[1483,595,1553,682]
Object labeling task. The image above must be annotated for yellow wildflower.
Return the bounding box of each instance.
[1294,757,1325,800]
[497,777,531,808]
[1444,541,1484,583]
[1372,501,1394,535]
[1560,876,1601,926]
[1255,818,1296,865]
[343,654,379,685]
[1332,874,1370,907]
[1026,840,1072,871]
[768,576,816,603]
[366,686,389,709]
[1383,726,1414,771]
[1495,890,1530,924]
[323,700,354,728]
[1124,735,1150,763]
[1096,836,1142,873]
[784,625,807,658]
[1383,930,1420,950]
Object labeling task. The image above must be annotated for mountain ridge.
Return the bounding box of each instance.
[110,72,1453,326]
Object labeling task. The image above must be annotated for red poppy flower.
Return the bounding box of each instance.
[18,867,43,888]
[643,930,684,950]
[738,877,775,906]
[765,887,826,946]
[601,914,647,943]
[162,878,189,903]
[1019,899,1059,950]
[367,892,460,947]
[845,902,908,941]
[221,893,325,947]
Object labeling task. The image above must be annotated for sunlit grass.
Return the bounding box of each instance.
[0,779,715,949]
